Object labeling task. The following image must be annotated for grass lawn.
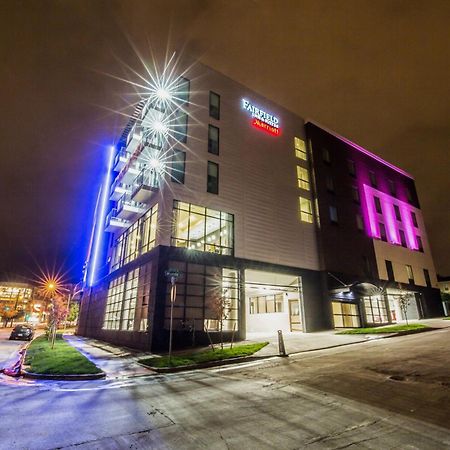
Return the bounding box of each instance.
[24,334,102,375]
[444,317,450,320]
[140,342,269,368]
[336,323,430,335]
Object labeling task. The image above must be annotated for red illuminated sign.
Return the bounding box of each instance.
[252,118,281,136]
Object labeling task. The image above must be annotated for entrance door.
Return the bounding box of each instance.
[289,300,302,331]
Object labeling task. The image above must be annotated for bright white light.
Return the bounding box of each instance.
[152,120,168,134]
[149,158,161,170]
[156,87,171,100]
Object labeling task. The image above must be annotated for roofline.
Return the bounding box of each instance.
[305,120,414,179]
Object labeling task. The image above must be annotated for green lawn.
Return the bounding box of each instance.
[140,342,269,368]
[24,335,102,375]
[444,317,450,320]
[336,323,430,335]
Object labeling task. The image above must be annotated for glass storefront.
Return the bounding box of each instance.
[364,296,389,324]
[171,201,234,255]
[332,301,360,328]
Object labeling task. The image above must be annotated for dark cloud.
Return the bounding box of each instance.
[0,0,448,282]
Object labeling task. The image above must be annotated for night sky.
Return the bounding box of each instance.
[1,0,449,283]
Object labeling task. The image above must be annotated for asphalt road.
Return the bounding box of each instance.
[0,328,449,449]
[0,328,26,368]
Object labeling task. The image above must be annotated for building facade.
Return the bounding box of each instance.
[78,60,443,350]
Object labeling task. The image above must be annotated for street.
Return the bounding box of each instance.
[0,328,449,449]
[0,328,26,368]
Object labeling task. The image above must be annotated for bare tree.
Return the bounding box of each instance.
[398,293,411,325]
[206,286,232,350]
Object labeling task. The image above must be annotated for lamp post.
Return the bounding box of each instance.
[165,269,180,365]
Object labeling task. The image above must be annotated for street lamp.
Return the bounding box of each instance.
[165,268,180,365]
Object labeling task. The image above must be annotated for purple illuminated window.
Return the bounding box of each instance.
[394,205,401,221]
[399,230,407,247]
[411,211,418,227]
[374,197,382,214]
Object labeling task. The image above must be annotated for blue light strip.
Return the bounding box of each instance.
[87,145,115,287]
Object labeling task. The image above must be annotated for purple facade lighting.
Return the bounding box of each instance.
[362,184,418,250]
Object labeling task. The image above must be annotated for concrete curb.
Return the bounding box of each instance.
[21,369,106,380]
[139,354,280,373]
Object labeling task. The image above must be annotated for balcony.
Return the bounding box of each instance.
[131,168,159,203]
[110,178,131,201]
[120,161,147,184]
[105,209,131,232]
[116,194,147,220]
[113,148,131,172]
[125,123,142,155]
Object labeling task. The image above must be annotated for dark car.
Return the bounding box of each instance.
[9,325,34,341]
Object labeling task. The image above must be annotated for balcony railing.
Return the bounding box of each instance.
[110,178,131,201]
[105,208,131,232]
[113,148,131,171]
[131,168,159,203]
[116,194,147,219]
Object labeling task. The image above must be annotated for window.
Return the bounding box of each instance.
[385,260,395,281]
[295,137,307,160]
[208,124,219,155]
[171,149,186,184]
[411,211,418,227]
[176,77,190,104]
[322,147,331,163]
[250,294,284,314]
[417,235,424,252]
[348,159,356,176]
[399,229,407,247]
[174,112,188,143]
[374,196,382,214]
[299,197,313,223]
[406,264,414,284]
[406,187,413,203]
[332,302,360,328]
[364,297,388,324]
[296,166,310,190]
[111,204,158,271]
[356,214,364,231]
[326,175,335,192]
[352,186,360,203]
[209,91,220,120]
[163,263,238,332]
[369,171,377,187]
[388,179,396,196]
[329,205,338,223]
[423,269,431,287]
[379,222,387,241]
[207,161,219,194]
[171,201,233,255]
[394,204,401,221]
[363,255,372,278]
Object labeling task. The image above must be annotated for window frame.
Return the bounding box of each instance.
[207,161,219,195]
[209,91,220,120]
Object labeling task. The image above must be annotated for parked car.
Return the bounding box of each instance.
[9,324,34,341]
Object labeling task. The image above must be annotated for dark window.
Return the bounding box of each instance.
[209,91,220,120]
[411,211,418,227]
[326,175,335,192]
[207,161,219,194]
[379,223,387,242]
[406,264,414,284]
[176,77,190,104]
[388,179,396,196]
[348,159,356,176]
[171,149,186,184]
[374,196,382,214]
[399,229,407,247]
[394,204,401,221]
[385,260,395,281]
[174,112,188,143]
[423,269,431,287]
[406,187,413,203]
[363,255,372,278]
[369,171,377,187]
[417,235,424,252]
[329,205,338,223]
[352,186,360,203]
[208,124,219,155]
[356,214,364,231]
[322,148,331,164]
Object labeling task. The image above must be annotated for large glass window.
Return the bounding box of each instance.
[208,125,219,155]
[171,149,186,184]
[364,296,388,324]
[172,201,233,255]
[249,294,284,314]
[296,166,310,190]
[295,137,307,160]
[174,111,188,143]
[111,204,158,271]
[209,91,220,120]
[332,302,360,328]
[299,196,313,223]
[207,161,219,194]
[406,264,414,284]
[329,205,338,223]
[164,262,239,333]
[176,77,190,104]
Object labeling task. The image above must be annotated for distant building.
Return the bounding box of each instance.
[78,59,443,350]
[0,282,36,324]
[437,275,450,315]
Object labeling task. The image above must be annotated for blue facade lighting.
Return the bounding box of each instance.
[87,145,115,287]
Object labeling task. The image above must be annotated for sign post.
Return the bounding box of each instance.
[165,269,180,365]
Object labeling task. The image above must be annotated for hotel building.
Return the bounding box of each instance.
[78,61,443,350]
